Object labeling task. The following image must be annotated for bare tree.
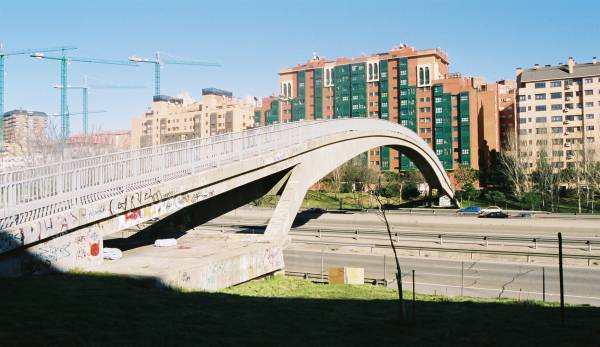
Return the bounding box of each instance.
[374,193,405,323]
[499,131,532,207]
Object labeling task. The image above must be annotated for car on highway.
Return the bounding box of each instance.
[479,206,503,215]
[456,206,481,215]
[478,211,509,218]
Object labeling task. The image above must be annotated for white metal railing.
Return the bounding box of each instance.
[0,118,439,223]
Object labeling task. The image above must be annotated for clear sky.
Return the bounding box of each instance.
[1,0,599,132]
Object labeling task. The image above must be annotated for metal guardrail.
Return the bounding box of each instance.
[1,118,440,222]
[201,222,600,251]
[285,270,385,286]
[296,239,600,266]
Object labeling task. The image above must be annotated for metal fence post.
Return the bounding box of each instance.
[461,261,464,296]
[412,269,416,324]
[558,232,565,325]
[321,248,324,283]
[542,266,546,302]
[383,254,387,283]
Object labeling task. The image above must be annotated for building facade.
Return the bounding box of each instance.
[131,88,255,149]
[68,130,131,152]
[498,80,517,149]
[255,44,501,173]
[516,57,600,169]
[2,109,48,154]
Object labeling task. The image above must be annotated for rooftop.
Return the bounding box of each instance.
[3,109,48,118]
[279,44,449,74]
[520,59,600,82]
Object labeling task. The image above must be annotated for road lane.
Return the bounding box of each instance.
[283,249,600,306]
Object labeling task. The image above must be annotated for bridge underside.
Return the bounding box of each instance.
[1,121,455,290]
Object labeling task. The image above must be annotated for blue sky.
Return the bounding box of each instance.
[1,0,599,132]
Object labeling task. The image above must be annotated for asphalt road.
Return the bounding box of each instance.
[217,207,600,238]
[284,248,600,306]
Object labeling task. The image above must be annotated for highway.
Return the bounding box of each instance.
[284,248,600,306]
[217,207,600,237]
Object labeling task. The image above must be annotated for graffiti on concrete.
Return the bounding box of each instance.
[83,205,108,222]
[117,208,145,229]
[0,211,80,253]
[109,188,163,215]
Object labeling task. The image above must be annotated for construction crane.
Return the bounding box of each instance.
[31,52,136,141]
[129,51,220,97]
[48,110,107,117]
[53,77,144,134]
[0,45,76,150]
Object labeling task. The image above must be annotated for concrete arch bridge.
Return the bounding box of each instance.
[0,118,455,289]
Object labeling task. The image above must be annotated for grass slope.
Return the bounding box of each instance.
[0,273,598,346]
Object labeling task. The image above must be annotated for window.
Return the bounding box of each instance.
[586,113,594,119]
[374,63,378,79]
[551,115,563,122]
[535,105,546,111]
[585,89,593,95]
[551,127,563,133]
[587,125,595,131]
[518,106,527,113]
[585,102,594,107]
[536,128,547,134]
[518,95,526,101]
[462,148,470,155]
[552,138,563,145]
[587,137,595,143]
[435,97,442,103]
[518,129,528,135]
[537,139,548,146]
[535,93,546,100]
[425,67,430,85]
[551,104,562,110]
[552,151,564,157]
[535,82,546,88]
[551,92,562,99]
[518,118,527,124]
[536,116,547,123]
[585,78,593,84]
[436,138,444,145]
[551,81,562,87]
[435,107,443,113]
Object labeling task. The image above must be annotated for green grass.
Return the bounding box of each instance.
[461,195,600,214]
[255,191,404,210]
[0,273,598,346]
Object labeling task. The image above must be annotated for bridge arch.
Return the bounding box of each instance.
[0,118,455,283]
[262,118,455,241]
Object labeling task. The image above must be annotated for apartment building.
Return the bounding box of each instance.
[2,109,48,154]
[498,80,517,149]
[67,130,131,152]
[131,88,255,149]
[516,57,600,169]
[255,44,501,172]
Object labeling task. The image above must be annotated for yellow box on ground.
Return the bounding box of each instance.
[328,267,364,285]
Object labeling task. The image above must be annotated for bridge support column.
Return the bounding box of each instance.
[0,224,104,276]
[264,164,312,245]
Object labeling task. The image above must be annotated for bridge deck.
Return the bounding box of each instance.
[86,230,283,291]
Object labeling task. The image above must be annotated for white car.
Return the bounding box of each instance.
[479,206,503,215]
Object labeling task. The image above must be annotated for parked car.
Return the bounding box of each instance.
[479,206,503,215]
[478,211,509,219]
[456,206,481,215]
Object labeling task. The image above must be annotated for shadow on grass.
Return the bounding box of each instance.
[0,272,598,346]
